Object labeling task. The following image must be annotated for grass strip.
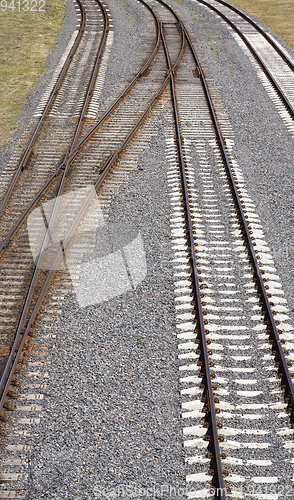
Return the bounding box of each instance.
[0,0,65,151]
[230,0,294,51]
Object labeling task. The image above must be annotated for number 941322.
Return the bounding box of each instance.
[1,0,45,11]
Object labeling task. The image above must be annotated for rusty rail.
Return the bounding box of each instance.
[0,0,161,254]
[0,0,182,434]
[157,2,226,496]
[213,0,294,73]
[196,0,294,118]
[0,0,86,219]
[182,6,294,416]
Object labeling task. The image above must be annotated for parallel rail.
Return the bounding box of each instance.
[0,1,161,254]
[192,0,294,411]
[0,0,293,497]
[0,0,86,219]
[0,0,110,348]
[155,0,294,496]
[0,0,174,443]
[154,0,227,494]
[196,0,294,118]
[213,0,294,72]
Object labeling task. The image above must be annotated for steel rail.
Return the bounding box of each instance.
[2,0,109,346]
[67,0,109,153]
[196,0,294,119]
[0,2,161,254]
[0,5,183,422]
[157,0,294,484]
[0,0,86,220]
[159,10,226,498]
[181,25,294,414]
[212,0,294,73]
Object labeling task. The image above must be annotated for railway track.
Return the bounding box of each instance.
[162,0,294,497]
[0,0,85,220]
[0,0,109,370]
[0,0,182,494]
[0,0,293,498]
[194,0,294,134]
[0,0,163,378]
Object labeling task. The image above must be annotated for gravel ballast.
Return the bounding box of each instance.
[0,0,293,498]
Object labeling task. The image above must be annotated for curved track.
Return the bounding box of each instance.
[0,0,162,369]
[0,0,293,498]
[196,0,294,119]
[208,0,294,71]
[0,0,110,380]
[0,0,85,219]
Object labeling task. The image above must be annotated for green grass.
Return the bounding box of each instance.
[230,0,294,51]
[0,0,65,150]
[172,0,293,53]
[1,0,292,152]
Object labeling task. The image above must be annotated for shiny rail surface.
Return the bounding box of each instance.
[0,0,294,496]
[213,0,294,72]
[0,0,86,220]
[196,0,294,119]
[0,0,173,446]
